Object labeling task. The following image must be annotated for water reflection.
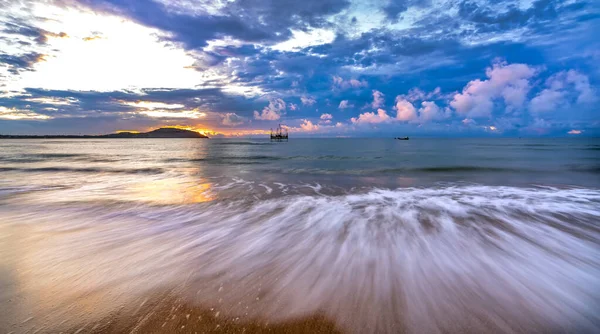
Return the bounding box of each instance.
[130,178,214,204]
[1,138,600,333]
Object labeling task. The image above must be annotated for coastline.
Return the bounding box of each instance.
[0,127,209,139]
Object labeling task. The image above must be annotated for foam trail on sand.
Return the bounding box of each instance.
[1,185,599,333]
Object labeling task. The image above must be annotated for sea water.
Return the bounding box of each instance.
[1,138,599,333]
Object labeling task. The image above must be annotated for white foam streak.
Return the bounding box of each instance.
[1,186,599,333]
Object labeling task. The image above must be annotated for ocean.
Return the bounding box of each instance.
[1,138,599,333]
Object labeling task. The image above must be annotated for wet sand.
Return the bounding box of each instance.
[67,293,341,334]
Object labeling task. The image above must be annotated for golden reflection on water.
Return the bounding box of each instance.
[131,178,214,204]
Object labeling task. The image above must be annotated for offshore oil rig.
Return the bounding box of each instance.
[270,124,288,142]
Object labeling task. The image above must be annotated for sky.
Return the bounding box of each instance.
[0,0,598,137]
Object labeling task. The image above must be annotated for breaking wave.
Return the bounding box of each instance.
[0,166,164,174]
[4,185,599,333]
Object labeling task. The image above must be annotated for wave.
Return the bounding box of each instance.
[164,155,374,164]
[278,166,529,175]
[0,185,66,196]
[4,185,599,333]
[0,166,164,174]
[405,166,523,172]
[214,141,274,146]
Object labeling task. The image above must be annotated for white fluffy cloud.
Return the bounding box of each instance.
[351,108,390,124]
[530,70,596,113]
[221,112,245,126]
[338,100,353,109]
[301,95,316,106]
[418,101,449,122]
[332,76,368,90]
[253,98,286,120]
[450,62,537,118]
[394,97,417,121]
[320,113,333,120]
[371,90,385,109]
[300,119,319,131]
[529,89,564,113]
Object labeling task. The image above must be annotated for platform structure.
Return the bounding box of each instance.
[270,124,288,142]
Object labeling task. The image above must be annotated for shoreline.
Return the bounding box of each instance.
[54,292,342,334]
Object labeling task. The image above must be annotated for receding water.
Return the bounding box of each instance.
[1,138,599,333]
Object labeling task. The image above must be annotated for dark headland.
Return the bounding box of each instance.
[0,127,209,139]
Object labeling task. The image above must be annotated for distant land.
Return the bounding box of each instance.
[0,127,209,139]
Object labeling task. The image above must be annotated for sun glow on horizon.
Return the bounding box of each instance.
[131,125,271,137]
[115,130,141,134]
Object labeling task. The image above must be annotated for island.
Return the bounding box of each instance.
[0,127,209,139]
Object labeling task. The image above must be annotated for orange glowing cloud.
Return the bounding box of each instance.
[83,35,102,42]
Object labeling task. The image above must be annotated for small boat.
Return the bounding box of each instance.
[395,137,409,140]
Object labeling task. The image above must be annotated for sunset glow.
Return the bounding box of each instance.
[1,3,599,334]
[0,0,597,136]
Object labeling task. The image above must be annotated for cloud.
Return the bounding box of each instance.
[77,0,351,50]
[0,52,46,74]
[320,113,333,120]
[1,21,68,45]
[484,125,498,132]
[567,129,583,135]
[300,119,319,131]
[83,35,102,42]
[567,71,596,105]
[371,90,385,109]
[450,62,537,118]
[139,109,206,119]
[186,50,227,71]
[338,100,353,109]
[301,95,316,106]
[332,76,368,90]
[394,97,417,122]
[382,0,427,22]
[530,70,596,113]
[0,1,597,137]
[221,112,245,126]
[351,108,390,124]
[462,118,476,126]
[529,89,564,113]
[120,101,184,110]
[404,87,442,102]
[0,106,52,120]
[418,101,449,122]
[23,97,78,105]
[253,98,287,120]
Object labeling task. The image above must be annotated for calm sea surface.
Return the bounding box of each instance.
[1,138,599,333]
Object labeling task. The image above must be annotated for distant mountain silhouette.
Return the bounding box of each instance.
[105,128,209,138]
[0,127,209,139]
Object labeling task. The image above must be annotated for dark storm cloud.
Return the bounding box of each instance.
[0,52,46,74]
